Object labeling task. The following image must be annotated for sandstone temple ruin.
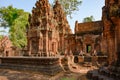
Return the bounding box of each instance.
[0,0,120,78]
[26,0,120,65]
[25,0,106,58]
[26,0,72,57]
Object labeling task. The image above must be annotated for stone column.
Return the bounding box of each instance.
[38,38,42,56]
[101,37,108,55]
[107,35,115,64]
[28,38,31,56]
[59,33,64,53]
[83,43,86,54]
[103,20,115,64]
[115,19,120,62]
[43,30,48,56]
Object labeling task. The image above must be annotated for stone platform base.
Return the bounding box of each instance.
[0,57,63,76]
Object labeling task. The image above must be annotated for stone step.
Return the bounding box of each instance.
[62,64,70,72]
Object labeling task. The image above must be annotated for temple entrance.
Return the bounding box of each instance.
[74,56,78,63]
[86,45,91,53]
[6,51,8,56]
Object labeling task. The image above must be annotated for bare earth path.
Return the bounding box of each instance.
[0,68,90,80]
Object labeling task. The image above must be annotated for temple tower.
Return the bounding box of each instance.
[27,0,59,56]
[53,1,72,54]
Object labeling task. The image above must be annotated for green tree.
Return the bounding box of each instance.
[53,0,82,17]
[83,16,95,22]
[9,12,29,47]
[0,35,3,40]
[0,6,29,48]
[0,6,22,27]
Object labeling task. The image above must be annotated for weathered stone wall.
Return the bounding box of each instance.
[75,21,103,35]
[0,36,14,57]
[74,56,107,64]
[0,57,62,75]
[65,33,103,56]
[102,0,120,64]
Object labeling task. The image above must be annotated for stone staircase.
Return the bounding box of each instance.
[60,57,71,72]
[61,56,79,72]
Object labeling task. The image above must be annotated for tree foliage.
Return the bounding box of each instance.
[54,0,82,17]
[0,6,22,27]
[0,6,29,48]
[9,12,29,48]
[0,35,3,40]
[83,16,95,22]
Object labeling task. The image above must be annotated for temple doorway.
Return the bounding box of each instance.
[6,51,9,56]
[86,44,91,53]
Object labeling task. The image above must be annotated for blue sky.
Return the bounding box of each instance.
[0,0,105,33]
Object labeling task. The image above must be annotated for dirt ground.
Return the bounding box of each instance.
[0,69,89,80]
[57,72,88,80]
